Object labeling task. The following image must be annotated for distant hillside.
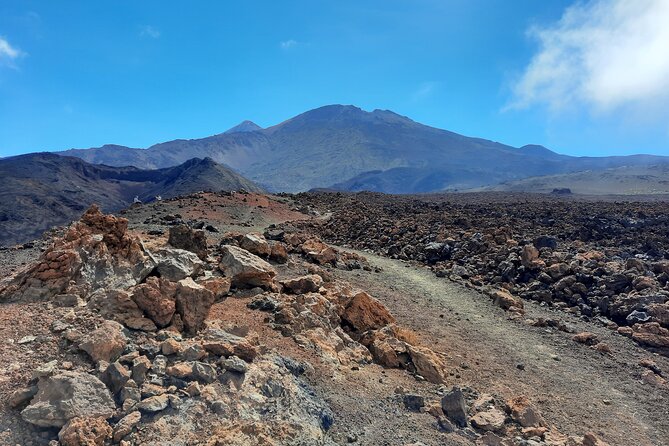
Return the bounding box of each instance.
[481,164,669,195]
[0,153,262,245]
[58,105,669,193]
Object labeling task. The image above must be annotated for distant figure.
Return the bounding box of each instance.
[133,196,142,204]
[551,188,572,195]
[155,195,162,201]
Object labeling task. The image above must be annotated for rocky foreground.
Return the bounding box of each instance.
[0,192,665,445]
[292,192,669,360]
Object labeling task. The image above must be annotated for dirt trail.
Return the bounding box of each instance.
[334,249,669,446]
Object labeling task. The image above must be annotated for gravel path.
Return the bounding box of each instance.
[334,249,669,446]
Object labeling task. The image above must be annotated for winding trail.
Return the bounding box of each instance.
[334,249,669,446]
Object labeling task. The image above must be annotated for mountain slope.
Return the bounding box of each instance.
[0,153,262,245]
[58,105,669,193]
[480,164,669,195]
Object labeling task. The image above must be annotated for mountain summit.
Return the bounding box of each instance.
[224,120,263,134]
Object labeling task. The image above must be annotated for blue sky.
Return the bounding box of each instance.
[1,0,668,157]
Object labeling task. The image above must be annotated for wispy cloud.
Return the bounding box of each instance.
[508,0,669,114]
[0,37,24,68]
[412,81,439,101]
[140,25,161,39]
[280,39,298,50]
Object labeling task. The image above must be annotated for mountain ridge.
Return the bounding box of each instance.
[0,153,262,245]
[55,104,669,193]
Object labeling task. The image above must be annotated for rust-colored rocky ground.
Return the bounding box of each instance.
[0,191,666,446]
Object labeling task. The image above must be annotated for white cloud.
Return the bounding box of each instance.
[509,0,669,113]
[140,25,161,39]
[0,37,24,68]
[280,39,298,50]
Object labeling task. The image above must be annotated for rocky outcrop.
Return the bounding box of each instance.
[0,205,155,302]
[219,245,277,289]
[22,371,115,427]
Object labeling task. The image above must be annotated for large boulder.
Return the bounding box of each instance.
[341,292,395,333]
[168,225,208,260]
[152,248,204,281]
[239,233,271,257]
[408,345,448,384]
[22,371,115,427]
[219,245,277,289]
[175,278,215,334]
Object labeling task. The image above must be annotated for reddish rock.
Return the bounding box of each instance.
[269,241,289,263]
[342,292,395,333]
[58,417,112,446]
[168,224,208,260]
[572,332,599,346]
[582,432,610,446]
[198,277,231,300]
[80,320,127,363]
[131,277,178,328]
[507,396,545,428]
[471,408,506,432]
[632,322,669,350]
[407,345,448,384]
[301,238,338,265]
[490,289,524,312]
[281,275,323,294]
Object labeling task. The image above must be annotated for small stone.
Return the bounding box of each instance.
[220,356,248,373]
[470,408,505,432]
[136,394,170,412]
[403,394,425,412]
[132,356,152,384]
[441,387,467,427]
[17,335,36,344]
[161,338,183,355]
[112,411,141,442]
[33,360,58,379]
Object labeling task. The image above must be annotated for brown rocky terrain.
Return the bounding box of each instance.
[0,191,667,446]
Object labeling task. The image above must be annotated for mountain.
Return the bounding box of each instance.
[58,105,669,193]
[480,164,669,195]
[0,153,262,245]
[224,120,263,134]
